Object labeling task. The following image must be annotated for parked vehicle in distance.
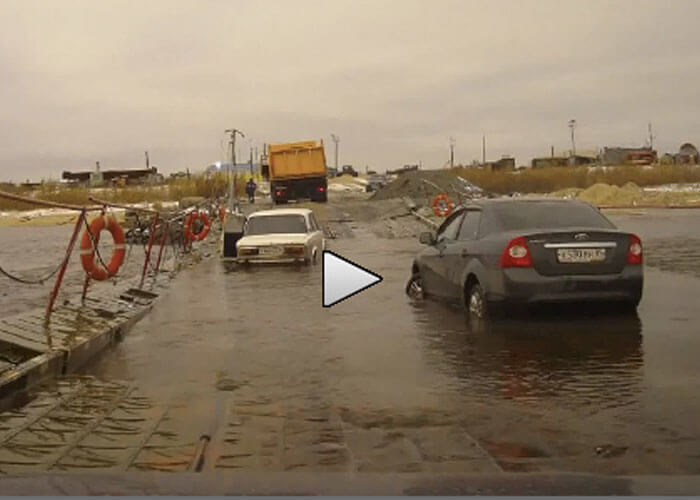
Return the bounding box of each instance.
[235,208,325,265]
[365,174,388,192]
[339,165,358,177]
[406,199,643,318]
[264,141,328,204]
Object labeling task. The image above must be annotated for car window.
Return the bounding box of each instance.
[490,202,616,231]
[436,212,464,242]
[245,215,308,235]
[309,214,319,231]
[457,210,481,240]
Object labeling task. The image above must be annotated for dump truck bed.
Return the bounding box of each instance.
[268,141,327,180]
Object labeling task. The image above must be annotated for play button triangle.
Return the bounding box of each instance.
[322,251,383,307]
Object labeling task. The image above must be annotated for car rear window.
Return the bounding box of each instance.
[245,215,307,235]
[490,202,615,231]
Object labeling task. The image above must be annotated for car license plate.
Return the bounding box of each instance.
[557,248,606,263]
[259,246,283,257]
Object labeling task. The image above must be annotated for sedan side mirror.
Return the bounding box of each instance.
[419,232,436,245]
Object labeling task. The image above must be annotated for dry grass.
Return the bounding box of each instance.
[0,172,248,211]
[452,164,700,194]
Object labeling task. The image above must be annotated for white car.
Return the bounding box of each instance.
[235,208,326,264]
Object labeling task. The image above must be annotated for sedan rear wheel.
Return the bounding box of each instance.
[467,283,488,320]
[406,273,424,300]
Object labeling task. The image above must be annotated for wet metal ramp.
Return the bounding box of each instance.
[0,377,198,474]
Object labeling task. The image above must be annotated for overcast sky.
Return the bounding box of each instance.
[1,0,699,181]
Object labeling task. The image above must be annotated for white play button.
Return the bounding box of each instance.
[323,251,383,307]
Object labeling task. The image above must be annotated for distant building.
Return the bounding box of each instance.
[660,153,676,165]
[531,156,569,168]
[599,147,657,166]
[62,165,162,186]
[676,143,699,164]
[569,154,597,166]
[483,157,516,172]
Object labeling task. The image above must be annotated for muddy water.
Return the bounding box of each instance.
[2,206,700,475]
[0,224,174,317]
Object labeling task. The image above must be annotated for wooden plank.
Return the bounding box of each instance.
[0,324,48,352]
[11,315,74,340]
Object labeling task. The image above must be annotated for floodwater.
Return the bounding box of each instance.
[0,224,174,317]
[1,206,700,475]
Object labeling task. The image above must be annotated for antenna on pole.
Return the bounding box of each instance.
[449,137,455,169]
[482,133,486,165]
[224,128,245,213]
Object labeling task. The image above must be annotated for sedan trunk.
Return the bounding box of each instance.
[525,230,631,276]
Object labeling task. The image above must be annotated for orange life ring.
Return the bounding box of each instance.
[79,215,126,281]
[432,193,454,217]
[184,211,211,242]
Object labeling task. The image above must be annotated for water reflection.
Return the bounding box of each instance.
[413,302,643,409]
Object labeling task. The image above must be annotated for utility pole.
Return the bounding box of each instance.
[569,119,577,156]
[225,128,245,212]
[482,134,486,165]
[330,134,339,172]
[145,151,149,169]
[449,137,455,168]
[249,146,254,176]
[648,122,654,150]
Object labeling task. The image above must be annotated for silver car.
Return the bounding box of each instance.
[236,208,326,265]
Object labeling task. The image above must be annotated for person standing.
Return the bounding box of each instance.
[245,178,257,203]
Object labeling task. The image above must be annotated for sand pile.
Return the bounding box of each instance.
[576,182,643,206]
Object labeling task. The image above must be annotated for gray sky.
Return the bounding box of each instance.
[1,0,699,181]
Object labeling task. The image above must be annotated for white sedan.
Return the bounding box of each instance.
[235,208,326,264]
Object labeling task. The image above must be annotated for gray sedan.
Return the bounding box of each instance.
[406,199,643,318]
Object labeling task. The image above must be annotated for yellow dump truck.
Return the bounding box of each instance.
[263,140,328,204]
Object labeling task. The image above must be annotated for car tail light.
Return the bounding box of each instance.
[500,236,533,268]
[627,234,643,265]
[317,186,325,192]
[238,247,259,256]
[275,190,284,197]
[284,245,305,255]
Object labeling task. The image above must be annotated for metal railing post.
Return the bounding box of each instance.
[45,209,86,323]
[154,221,169,272]
[140,213,159,288]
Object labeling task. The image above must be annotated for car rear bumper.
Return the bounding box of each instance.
[488,266,643,305]
[233,256,307,265]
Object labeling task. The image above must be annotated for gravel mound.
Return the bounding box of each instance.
[371,169,482,201]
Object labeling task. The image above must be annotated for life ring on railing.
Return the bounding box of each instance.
[184,211,211,242]
[79,215,126,281]
[432,193,454,217]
